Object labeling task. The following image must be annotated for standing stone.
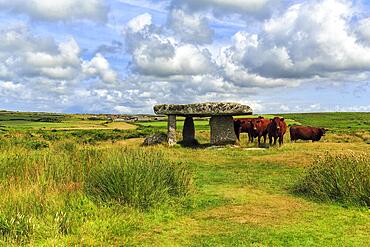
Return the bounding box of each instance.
[167,115,177,145]
[210,116,237,145]
[182,117,195,144]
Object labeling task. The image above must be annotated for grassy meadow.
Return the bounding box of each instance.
[0,111,369,246]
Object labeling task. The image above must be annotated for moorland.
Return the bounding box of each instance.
[0,110,369,246]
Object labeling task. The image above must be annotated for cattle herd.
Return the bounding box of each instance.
[233,116,327,146]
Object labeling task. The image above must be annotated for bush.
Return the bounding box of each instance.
[85,148,192,210]
[294,152,370,207]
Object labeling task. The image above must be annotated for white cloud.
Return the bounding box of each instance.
[0,81,23,91]
[82,53,118,84]
[24,38,81,80]
[114,105,133,113]
[125,13,216,77]
[0,23,119,101]
[218,31,300,87]
[168,9,214,44]
[126,13,152,33]
[357,17,370,44]
[173,0,279,19]
[222,0,370,80]
[0,0,108,22]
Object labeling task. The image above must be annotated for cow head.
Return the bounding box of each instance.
[319,128,326,136]
[270,117,279,129]
[253,120,260,131]
[270,117,285,132]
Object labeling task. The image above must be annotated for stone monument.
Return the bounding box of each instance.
[153,102,252,145]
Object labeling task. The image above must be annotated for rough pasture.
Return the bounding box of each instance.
[0,111,369,246]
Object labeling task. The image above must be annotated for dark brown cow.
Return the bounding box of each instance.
[252,118,270,145]
[290,126,326,142]
[233,117,262,142]
[268,117,287,146]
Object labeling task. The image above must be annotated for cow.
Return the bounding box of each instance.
[251,118,270,146]
[290,126,326,142]
[233,117,263,142]
[268,117,287,146]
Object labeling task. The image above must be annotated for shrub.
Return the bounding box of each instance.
[294,152,370,207]
[85,148,192,210]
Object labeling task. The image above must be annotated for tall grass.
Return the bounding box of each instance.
[294,152,370,207]
[85,149,192,210]
[0,138,192,243]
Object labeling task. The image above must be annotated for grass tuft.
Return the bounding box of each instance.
[85,148,193,210]
[0,213,35,244]
[294,152,370,207]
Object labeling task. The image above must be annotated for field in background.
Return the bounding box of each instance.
[0,111,369,246]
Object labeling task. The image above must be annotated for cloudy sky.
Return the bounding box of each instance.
[0,0,369,114]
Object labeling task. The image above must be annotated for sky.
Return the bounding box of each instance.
[0,0,369,114]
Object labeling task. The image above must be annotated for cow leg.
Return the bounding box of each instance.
[279,135,283,146]
[263,134,267,144]
[236,129,240,141]
[269,135,273,145]
[258,135,261,146]
[273,136,277,145]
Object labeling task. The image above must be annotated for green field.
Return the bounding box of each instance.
[0,111,369,246]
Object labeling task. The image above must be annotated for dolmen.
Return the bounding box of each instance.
[153,102,252,146]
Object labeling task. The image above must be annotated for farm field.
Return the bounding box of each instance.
[0,111,369,246]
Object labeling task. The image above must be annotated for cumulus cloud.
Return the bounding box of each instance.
[1,0,370,114]
[82,53,118,84]
[125,13,216,77]
[24,38,81,80]
[0,0,108,22]
[168,8,214,44]
[0,24,119,98]
[126,12,152,32]
[227,0,370,79]
[357,17,370,45]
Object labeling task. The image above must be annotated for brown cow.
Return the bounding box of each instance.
[290,126,326,142]
[268,117,287,146]
[233,117,262,142]
[252,118,270,145]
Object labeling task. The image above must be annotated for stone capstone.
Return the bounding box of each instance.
[210,116,237,145]
[143,133,167,146]
[154,102,252,117]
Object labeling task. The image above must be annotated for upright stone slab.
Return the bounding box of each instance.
[167,115,176,145]
[182,117,195,144]
[210,116,237,145]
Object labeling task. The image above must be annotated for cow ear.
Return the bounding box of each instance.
[280,118,285,121]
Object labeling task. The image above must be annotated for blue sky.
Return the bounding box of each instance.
[0,0,369,114]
